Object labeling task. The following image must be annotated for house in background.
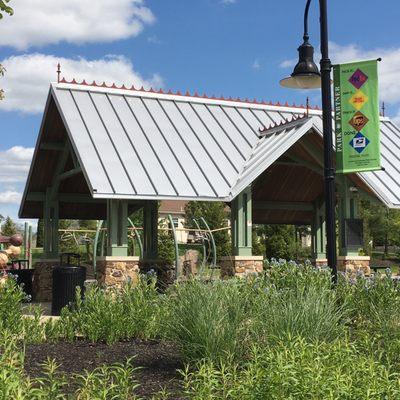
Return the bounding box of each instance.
[159,201,188,243]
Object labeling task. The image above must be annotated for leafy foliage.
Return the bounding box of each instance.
[56,276,162,344]
[184,201,230,258]
[0,0,13,18]
[359,198,400,257]
[158,218,175,265]
[182,337,400,399]
[255,224,311,261]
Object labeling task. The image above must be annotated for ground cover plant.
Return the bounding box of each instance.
[3,260,400,398]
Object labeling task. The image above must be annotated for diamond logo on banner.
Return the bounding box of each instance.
[349,90,369,111]
[349,111,369,131]
[349,132,370,154]
[349,69,368,89]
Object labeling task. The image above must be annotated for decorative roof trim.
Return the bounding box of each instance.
[259,114,310,136]
[56,77,321,111]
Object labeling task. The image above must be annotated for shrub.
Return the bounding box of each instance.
[182,337,400,399]
[252,285,345,343]
[57,275,162,344]
[165,278,250,363]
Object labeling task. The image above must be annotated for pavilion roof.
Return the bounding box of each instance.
[19,81,400,219]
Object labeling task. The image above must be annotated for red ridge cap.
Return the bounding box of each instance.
[259,113,309,134]
[56,78,320,110]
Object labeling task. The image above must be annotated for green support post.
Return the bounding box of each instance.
[143,201,158,259]
[128,217,143,257]
[28,225,33,268]
[93,220,103,277]
[312,202,326,259]
[168,214,181,278]
[43,188,59,258]
[23,222,28,259]
[106,200,128,256]
[193,218,207,270]
[231,186,252,256]
[338,176,360,257]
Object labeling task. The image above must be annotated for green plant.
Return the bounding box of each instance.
[30,359,68,399]
[75,359,141,400]
[165,278,250,363]
[253,285,345,344]
[182,337,400,399]
[56,275,162,344]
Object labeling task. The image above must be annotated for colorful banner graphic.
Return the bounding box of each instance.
[333,60,381,174]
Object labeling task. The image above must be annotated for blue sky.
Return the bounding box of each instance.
[0,0,400,222]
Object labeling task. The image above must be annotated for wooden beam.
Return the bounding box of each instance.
[299,137,324,167]
[58,167,82,181]
[253,200,313,211]
[40,142,65,151]
[27,192,101,203]
[285,153,323,176]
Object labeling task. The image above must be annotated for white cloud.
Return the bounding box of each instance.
[147,35,162,44]
[329,43,400,104]
[252,59,261,70]
[221,0,236,4]
[0,191,22,204]
[393,111,400,126]
[0,0,155,50]
[0,146,34,185]
[0,53,164,113]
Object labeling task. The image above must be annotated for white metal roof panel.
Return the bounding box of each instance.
[34,82,400,208]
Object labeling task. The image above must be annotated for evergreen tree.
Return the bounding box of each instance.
[1,216,17,236]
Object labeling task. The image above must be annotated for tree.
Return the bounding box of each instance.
[158,218,175,265]
[0,1,12,100]
[0,0,13,18]
[359,199,400,258]
[184,201,230,258]
[1,216,17,236]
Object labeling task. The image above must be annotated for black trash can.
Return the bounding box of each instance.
[6,259,34,300]
[51,253,86,316]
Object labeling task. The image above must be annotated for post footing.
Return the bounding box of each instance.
[220,255,264,278]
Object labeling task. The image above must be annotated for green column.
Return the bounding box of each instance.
[312,202,326,259]
[143,201,158,259]
[231,186,252,256]
[106,199,128,256]
[43,188,59,257]
[338,176,360,256]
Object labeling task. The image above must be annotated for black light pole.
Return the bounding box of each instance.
[280,0,337,283]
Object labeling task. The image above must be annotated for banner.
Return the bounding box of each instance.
[333,59,381,173]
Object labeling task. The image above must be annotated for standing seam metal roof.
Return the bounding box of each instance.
[24,82,400,208]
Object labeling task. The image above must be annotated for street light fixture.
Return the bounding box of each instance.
[280,0,337,283]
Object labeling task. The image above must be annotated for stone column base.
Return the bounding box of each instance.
[32,259,59,302]
[314,256,371,276]
[220,256,264,278]
[338,256,370,276]
[315,258,328,267]
[96,256,140,288]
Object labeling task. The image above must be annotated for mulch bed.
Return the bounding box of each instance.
[25,339,185,399]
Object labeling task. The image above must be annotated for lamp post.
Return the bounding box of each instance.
[280,0,337,283]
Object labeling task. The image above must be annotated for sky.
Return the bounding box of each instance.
[0,0,400,223]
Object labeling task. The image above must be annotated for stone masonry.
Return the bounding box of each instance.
[315,256,371,276]
[96,256,140,288]
[220,256,264,278]
[32,259,59,302]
